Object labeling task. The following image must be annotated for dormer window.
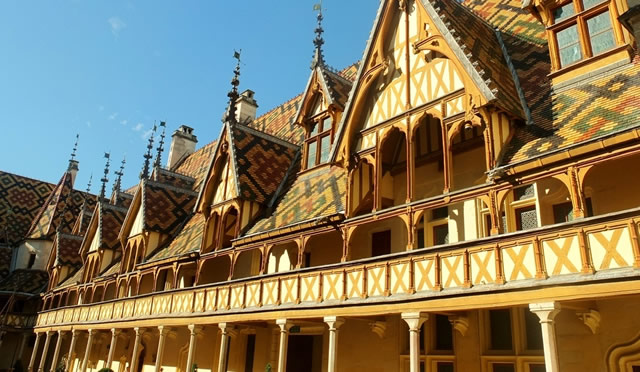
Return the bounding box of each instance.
[305,114,334,169]
[550,0,618,68]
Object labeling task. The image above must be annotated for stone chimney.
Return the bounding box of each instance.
[236,90,259,124]
[68,160,79,187]
[167,125,198,170]
[620,0,640,43]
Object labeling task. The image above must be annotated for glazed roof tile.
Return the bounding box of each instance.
[55,233,83,267]
[0,247,11,280]
[142,180,198,235]
[173,140,218,192]
[0,269,48,296]
[147,212,205,262]
[247,165,347,234]
[0,171,56,246]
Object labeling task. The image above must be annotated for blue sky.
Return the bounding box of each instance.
[0,1,378,193]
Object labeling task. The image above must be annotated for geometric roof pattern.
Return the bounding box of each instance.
[0,171,55,246]
[0,246,11,280]
[0,269,48,296]
[147,212,205,262]
[142,180,198,235]
[55,233,83,267]
[173,140,218,192]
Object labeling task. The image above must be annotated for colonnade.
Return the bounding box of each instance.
[27,302,561,372]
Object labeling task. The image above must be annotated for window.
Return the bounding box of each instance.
[505,185,539,233]
[27,253,36,269]
[305,115,334,169]
[550,0,617,68]
[553,201,574,224]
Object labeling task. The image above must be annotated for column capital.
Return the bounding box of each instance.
[69,329,79,337]
[324,316,345,331]
[133,327,146,336]
[276,319,293,332]
[46,330,55,336]
[401,312,428,331]
[529,302,561,323]
[188,324,204,335]
[57,330,67,336]
[86,329,95,336]
[157,325,173,336]
[111,328,122,336]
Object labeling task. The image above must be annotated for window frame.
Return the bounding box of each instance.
[548,0,621,69]
[304,112,335,170]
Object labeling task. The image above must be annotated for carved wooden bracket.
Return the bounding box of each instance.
[577,309,601,334]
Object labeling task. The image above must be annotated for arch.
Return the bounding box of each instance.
[583,152,640,216]
[220,207,239,249]
[84,287,94,304]
[198,255,231,285]
[606,331,640,372]
[59,291,68,307]
[117,280,127,298]
[155,267,175,292]
[349,216,409,260]
[378,127,407,208]
[202,212,220,253]
[127,277,138,297]
[232,249,262,280]
[176,263,197,289]
[93,286,104,303]
[138,272,154,295]
[68,289,78,306]
[103,282,116,301]
[266,242,298,274]
[450,122,487,191]
[304,231,344,268]
[412,114,445,200]
[349,159,375,217]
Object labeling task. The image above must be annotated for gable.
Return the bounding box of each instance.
[129,204,144,237]
[88,228,101,252]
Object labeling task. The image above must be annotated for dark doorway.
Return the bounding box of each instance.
[286,335,322,372]
[372,230,391,257]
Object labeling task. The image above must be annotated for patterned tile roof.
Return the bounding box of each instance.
[230,124,299,204]
[56,266,82,289]
[153,167,196,190]
[55,233,83,267]
[0,269,48,295]
[97,260,120,278]
[0,247,11,280]
[173,140,218,191]
[27,172,96,240]
[147,212,205,262]
[250,95,306,146]
[247,165,347,234]
[99,203,128,251]
[321,67,354,109]
[143,181,198,235]
[0,171,56,246]
[504,62,640,163]
[430,0,525,118]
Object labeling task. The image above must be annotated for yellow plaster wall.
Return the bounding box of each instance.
[350,217,408,260]
[267,242,297,274]
[414,161,443,200]
[584,154,640,216]
[306,231,343,267]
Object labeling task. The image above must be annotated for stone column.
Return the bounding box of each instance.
[80,329,94,372]
[217,323,233,372]
[324,316,345,372]
[155,326,171,371]
[37,331,54,372]
[130,328,145,372]
[28,332,43,372]
[65,330,79,372]
[276,319,292,372]
[185,325,202,372]
[106,329,121,369]
[530,302,561,372]
[16,332,29,365]
[402,312,428,372]
[50,331,65,372]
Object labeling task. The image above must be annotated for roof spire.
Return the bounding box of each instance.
[140,123,157,180]
[112,156,126,196]
[86,174,93,193]
[68,134,80,171]
[224,50,242,124]
[99,152,111,200]
[311,1,326,69]
[153,121,167,169]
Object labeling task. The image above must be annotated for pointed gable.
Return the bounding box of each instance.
[333,0,526,160]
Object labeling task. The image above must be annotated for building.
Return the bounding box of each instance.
[11,0,640,371]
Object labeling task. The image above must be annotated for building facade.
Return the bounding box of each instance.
[10,0,640,371]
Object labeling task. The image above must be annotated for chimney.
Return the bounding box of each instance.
[68,160,79,187]
[167,125,198,170]
[236,90,259,124]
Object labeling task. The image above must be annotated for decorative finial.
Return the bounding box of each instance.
[311,1,326,69]
[86,174,93,193]
[224,50,242,124]
[68,134,80,171]
[112,156,126,196]
[153,121,167,169]
[99,152,111,200]
[140,123,157,180]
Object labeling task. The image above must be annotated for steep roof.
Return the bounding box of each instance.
[55,233,83,267]
[0,171,56,246]
[0,269,48,296]
[146,212,205,262]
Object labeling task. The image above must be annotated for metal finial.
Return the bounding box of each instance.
[224,50,242,124]
[140,124,157,180]
[112,156,126,195]
[99,152,111,199]
[86,174,93,193]
[311,2,326,69]
[154,121,167,169]
[68,134,80,171]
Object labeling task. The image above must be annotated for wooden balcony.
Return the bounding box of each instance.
[35,208,640,329]
[1,313,37,329]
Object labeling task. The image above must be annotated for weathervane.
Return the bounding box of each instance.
[311,1,326,69]
[154,121,167,169]
[99,152,111,200]
[224,50,242,124]
[140,123,157,180]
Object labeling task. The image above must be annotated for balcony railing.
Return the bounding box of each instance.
[36,208,640,328]
[1,313,37,329]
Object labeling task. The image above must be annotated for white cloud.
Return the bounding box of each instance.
[120,119,128,126]
[86,121,92,128]
[133,123,144,131]
[142,128,154,139]
[108,17,126,36]
[108,112,118,120]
